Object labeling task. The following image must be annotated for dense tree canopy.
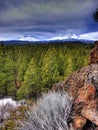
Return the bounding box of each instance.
[0,42,93,99]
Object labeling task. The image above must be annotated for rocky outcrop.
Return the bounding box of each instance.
[52,42,98,130]
[89,41,98,65]
[56,64,98,129]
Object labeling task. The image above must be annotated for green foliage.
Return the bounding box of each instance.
[0,45,16,96]
[17,58,42,99]
[0,43,93,99]
[42,47,60,87]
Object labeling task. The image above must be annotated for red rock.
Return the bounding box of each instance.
[72,116,87,130]
[52,42,98,129]
[81,100,98,126]
[75,84,96,104]
[89,41,98,65]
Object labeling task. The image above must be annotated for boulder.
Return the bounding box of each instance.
[89,41,98,65]
[63,64,98,129]
[52,42,98,129]
[62,64,98,97]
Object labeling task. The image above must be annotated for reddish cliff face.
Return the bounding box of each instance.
[89,41,98,65]
[62,64,98,129]
[52,42,98,130]
[62,63,98,97]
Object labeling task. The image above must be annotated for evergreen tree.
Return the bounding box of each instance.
[0,43,92,99]
[17,57,41,99]
[42,47,59,88]
[0,45,16,96]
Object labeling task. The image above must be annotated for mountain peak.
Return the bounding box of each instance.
[65,32,80,39]
[19,36,39,41]
[49,32,80,41]
[49,32,98,42]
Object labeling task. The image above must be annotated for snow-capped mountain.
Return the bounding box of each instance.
[49,32,98,42]
[49,33,80,41]
[0,32,98,43]
[19,36,39,41]
[62,32,80,39]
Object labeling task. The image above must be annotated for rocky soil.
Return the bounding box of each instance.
[52,41,98,130]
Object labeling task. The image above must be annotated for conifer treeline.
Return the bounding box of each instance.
[0,43,93,99]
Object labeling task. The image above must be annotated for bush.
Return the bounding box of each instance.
[1,106,27,130]
[20,91,74,130]
[0,98,17,123]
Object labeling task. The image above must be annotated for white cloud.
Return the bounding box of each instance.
[80,32,98,41]
[0,33,22,41]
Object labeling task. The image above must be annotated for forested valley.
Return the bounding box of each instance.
[0,42,93,100]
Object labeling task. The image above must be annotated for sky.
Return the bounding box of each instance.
[0,0,98,40]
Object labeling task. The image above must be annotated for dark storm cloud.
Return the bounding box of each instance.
[0,0,98,39]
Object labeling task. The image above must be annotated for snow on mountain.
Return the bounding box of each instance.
[0,35,39,41]
[0,32,98,42]
[49,32,80,41]
[49,32,98,42]
[19,36,39,41]
[65,32,80,39]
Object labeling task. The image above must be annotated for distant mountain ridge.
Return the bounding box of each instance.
[49,32,98,43]
[50,32,80,40]
[19,36,39,41]
[0,32,98,44]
